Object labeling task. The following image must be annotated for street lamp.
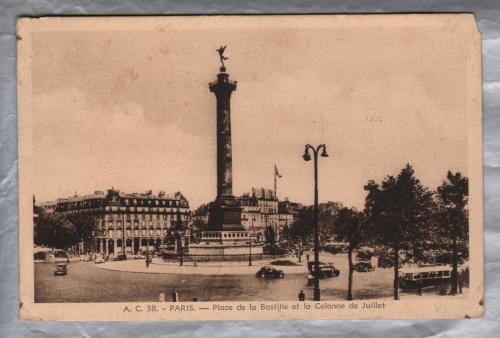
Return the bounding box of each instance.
[176,208,184,266]
[248,239,252,266]
[303,143,329,301]
[122,213,126,256]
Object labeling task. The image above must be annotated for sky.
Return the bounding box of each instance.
[29,16,473,209]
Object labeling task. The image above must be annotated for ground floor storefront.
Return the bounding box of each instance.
[96,237,165,255]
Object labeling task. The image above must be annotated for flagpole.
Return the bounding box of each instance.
[274,165,277,198]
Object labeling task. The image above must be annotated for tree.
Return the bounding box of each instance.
[436,171,468,294]
[364,164,434,300]
[66,213,98,252]
[289,207,314,244]
[319,208,339,241]
[334,207,367,300]
[265,226,276,246]
[35,210,79,249]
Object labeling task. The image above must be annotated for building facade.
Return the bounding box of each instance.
[238,188,276,241]
[190,188,298,244]
[238,188,297,242]
[53,188,190,255]
[38,200,57,214]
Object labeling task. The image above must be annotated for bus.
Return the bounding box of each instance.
[33,247,68,262]
[398,265,452,289]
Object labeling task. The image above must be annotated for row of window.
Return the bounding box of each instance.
[241,220,281,226]
[99,238,162,245]
[241,213,280,220]
[122,198,186,207]
[57,198,103,210]
[106,205,189,212]
[56,204,189,213]
[101,219,187,226]
[100,229,167,237]
[104,213,187,221]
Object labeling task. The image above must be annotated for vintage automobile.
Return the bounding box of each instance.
[356,247,374,262]
[255,266,285,278]
[306,264,341,286]
[377,254,393,268]
[377,254,403,269]
[398,265,452,289]
[54,263,68,276]
[79,254,90,262]
[308,261,340,278]
[113,254,127,261]
[94,255,106,264]
[354,261,375,272]
[323,241,349,254]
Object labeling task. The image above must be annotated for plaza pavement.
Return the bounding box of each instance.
[95,257,311,275]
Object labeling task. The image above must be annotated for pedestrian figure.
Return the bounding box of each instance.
[158,291,165,302]
[172,291,179,302]
[194,261,197,267]
[417,280,423,296]
[298,290,305,301]
[306,254,309,262]
[146,255,150,268]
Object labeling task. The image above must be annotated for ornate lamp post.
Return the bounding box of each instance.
[303,143,329,301]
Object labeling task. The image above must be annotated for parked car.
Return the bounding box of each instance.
[94,255,105,264]
[255,266,284,278]
[54,263,68,276]
[356,250,373,262]
[134,254,146,260]
[377,254,403,268]
[324,242,349,254]
[113,254,127,261]
[354,261,375,272]
[308,261,340,278]
[79,254,90,262]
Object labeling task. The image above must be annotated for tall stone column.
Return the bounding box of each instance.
[209,69,237,200]
[207,65,244,232]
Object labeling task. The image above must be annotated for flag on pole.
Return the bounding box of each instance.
[274,165,282,178]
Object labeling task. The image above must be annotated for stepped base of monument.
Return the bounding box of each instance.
[178,230,265,261]
[162,252,281,263]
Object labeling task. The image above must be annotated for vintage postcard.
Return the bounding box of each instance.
[17,15,483,321]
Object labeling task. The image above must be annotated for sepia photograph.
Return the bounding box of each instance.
[17,15,483,320]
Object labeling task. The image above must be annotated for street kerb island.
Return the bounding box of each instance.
[17,15,484,321]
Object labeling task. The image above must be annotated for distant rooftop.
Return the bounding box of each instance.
[53,188,187,203]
